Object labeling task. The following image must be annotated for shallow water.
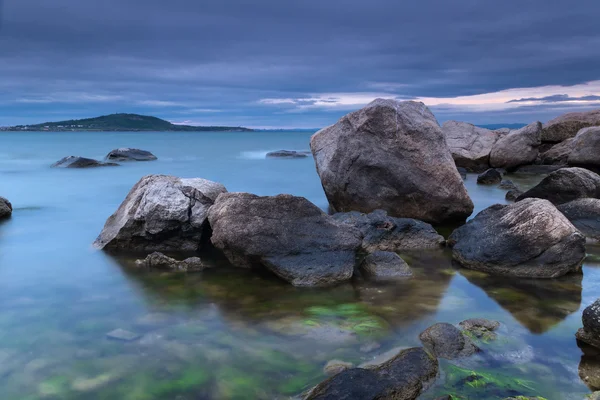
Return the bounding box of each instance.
[0,131,598,399]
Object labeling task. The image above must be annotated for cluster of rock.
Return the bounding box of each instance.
[0,196,12,220]
[52,148,157,168]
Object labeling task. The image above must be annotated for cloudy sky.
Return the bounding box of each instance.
[1,0,599,128]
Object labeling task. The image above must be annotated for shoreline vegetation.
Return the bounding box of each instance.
[0,113,253,132]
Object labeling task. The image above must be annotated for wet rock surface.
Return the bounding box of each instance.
[576,299,600,349]
[0,196,12,219]
[359,251,412,280]
[505,189,523,201]
[419,322,480,359]
[333,210,445,253]
[310,99,473,224]
[459,318,500,340]
[557,198,600,240]
[51,156,119,168]
[477,168,502,185]
[135,252,206,271]
[105,148,157,161]
[449,198,586,278]
[94,175,227,252]
[516,167,600,205]
[208,193,362,287]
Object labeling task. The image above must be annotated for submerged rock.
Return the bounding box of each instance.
[477,168,502,185]
[498,180,517,190]
[135,252,206,271]
[323,360,353,376]
[310,99,473,224]
[489,122,542,170]
[332,210,445,252]
[459,318,500,340]
[105,148,157,161]
[542,108,600,143]
[505,189,523,202]
[359,251,412,280]
[0,197,12,219]
[94,175,227,252]
[457,167,468,179]
[448,198,586,278]
[266,150,311,158]
[442,121,503,171]
[51,156,119,168]
[304,347,438,400]
[576,298,600,349]
[568,126,600,168]
[106,328,140,341]
[516,167,600,205]
[557,199,600,240]
[208,193,362,287]
[419,322,479,359]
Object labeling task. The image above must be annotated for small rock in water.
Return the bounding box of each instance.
[459,318,500,340]
[359,251,412,280]
[477,168,502,185]
[577,298,600,349]
[323,360,353,376]
[106,328,140,341]
[419,322,480,359]
[266,150,311,158]
[0,196,12,219]
[105,148,157,161]
[135,252,206,271]
[498,179,517,190]
[505,189,523,201]
[457,167,468,179]
[51,156,119,168]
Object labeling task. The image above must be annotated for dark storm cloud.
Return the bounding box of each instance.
[507,94,600,103]
[1,0,600,127]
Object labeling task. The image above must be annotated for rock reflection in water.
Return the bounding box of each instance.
[461,268,582,334]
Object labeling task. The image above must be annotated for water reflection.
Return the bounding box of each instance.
[460,269,582,334]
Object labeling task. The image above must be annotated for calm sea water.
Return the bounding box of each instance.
[0,131,598,399]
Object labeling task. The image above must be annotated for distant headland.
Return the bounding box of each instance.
[0,113,253,132]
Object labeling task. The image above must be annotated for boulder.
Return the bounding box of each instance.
[51,156,119,168]
[94,175,227,252]
[489,122,542,170]
[332,210,445,252]
[448,198,586,278]
[576,298,600,349]
[134,252,206,271]
[477,169,502,185]
[516,167,600,205]
[538,138,575,165]
[441,121,503,171]
[0,197,12,220]
[418,322,479,359]
[498,180,517,190]
[266,150,310,158]
[208,193,362,287]
[542,108,600,143]
[304,347,438,400]
[557,199,600,240]
[505,189,523,202]
[359,251,412,280]
[105,148,157,161]
[568,127,600,167]
[310,99,473,224]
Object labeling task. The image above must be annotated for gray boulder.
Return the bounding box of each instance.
[516,167,600,205]
[208,193,362,287]
[489,122,542,170]
[135,252,206,271]
[576,298,600,349]
[459,318,500,340]
[266,150,310,158]
[538,138,575,165]
[359,251,412,280]
[105,148,157,161]
[0,197,12,220]
[310,99,473,224]
[477,168,502,185]
[441,121,503,171]
[542,108,600,143]
[52,156,119,168]
[419,322,479,359]
[304,347,438,400]
[557,199,600,240]
[448,198,586,278]
[332,210,445,252]
[94,175,227,252]
[568,127,600,167]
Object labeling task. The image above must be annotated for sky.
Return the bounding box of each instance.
[1,0,600,129]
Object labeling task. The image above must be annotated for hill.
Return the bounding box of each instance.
[3,113,253,132]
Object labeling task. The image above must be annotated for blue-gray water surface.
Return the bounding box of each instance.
[0,131,599,399]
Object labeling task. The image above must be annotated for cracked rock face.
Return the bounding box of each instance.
[310,99,473,225]
[94,175,227,252]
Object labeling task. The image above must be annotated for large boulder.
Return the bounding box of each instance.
[208,193,362,287]
[441,121,503,171]
[557,199,600,240]
[448,198,586,278]
[332,210,445,252]
[538,138,575,165]
[419,322,479,359]
[516,167,600,205]
[359,251,412,280]
[542,108,600,143]
[0,196,12,220]
[105,148,157,161]
[94,175,227,252]
[310,99,473,224]
[304,347,438,400]
[489,122,542,170]
[576,298,600,349]
[568,127,600,167]
[51,156,118,168]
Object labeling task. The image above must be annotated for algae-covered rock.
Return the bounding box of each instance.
[419,322,480,359]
